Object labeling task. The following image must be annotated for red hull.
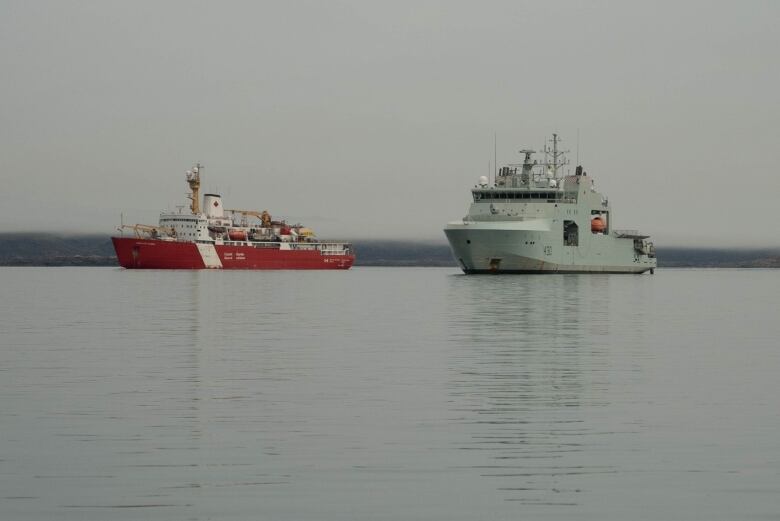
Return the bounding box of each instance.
[112,237,354,270]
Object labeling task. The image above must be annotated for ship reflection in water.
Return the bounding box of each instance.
[446,274,649,507]
[2,268,778,520]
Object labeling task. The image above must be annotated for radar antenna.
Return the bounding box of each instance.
[517,149,536,186]
[518,149,536,164]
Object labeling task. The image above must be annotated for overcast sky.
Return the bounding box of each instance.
[1,1,778,246]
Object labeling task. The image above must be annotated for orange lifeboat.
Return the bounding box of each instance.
[591,217,606,233]
[228,229,248,241]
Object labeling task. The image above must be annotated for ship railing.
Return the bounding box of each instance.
[325,243,354,255]
[284,243,319,251]
[255,241,350,254]
[193,238,353,254]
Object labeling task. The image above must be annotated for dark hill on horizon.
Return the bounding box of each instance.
[0,233,778,268]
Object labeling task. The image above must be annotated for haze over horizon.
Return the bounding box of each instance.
[2,1,779,247]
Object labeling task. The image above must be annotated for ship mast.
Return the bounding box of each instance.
[186,163,202,215]
[544,133,569,178]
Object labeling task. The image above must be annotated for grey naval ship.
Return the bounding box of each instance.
[444,134,656,274]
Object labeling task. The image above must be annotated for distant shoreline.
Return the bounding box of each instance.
[0,234,778,268]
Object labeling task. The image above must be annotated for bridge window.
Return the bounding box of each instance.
[473,191,563,202]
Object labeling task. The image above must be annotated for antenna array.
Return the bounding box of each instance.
[543,133,569,178]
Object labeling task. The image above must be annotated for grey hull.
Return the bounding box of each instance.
[444,225,655,275]
[442,135,657,275]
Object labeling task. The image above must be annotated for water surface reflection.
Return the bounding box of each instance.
[446,274,622,506]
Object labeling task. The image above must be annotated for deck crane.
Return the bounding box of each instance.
[226,209,272,227]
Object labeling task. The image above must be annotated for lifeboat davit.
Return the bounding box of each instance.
[228,229,248,241]
[591,217,606,233]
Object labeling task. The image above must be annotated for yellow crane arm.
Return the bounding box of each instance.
[226,209,272,226]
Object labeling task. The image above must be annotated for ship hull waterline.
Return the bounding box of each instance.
[112,237,354,270]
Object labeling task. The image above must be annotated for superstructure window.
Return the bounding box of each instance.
[473,191,562,202]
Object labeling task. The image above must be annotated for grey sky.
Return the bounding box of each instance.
[1,1,778,246]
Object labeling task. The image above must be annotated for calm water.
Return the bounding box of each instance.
[1,267,778,520]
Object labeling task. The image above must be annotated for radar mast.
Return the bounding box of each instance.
[544,133,569,178]
[185,163,202,214]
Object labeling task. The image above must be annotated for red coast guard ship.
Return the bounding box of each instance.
[112,164,354,270]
